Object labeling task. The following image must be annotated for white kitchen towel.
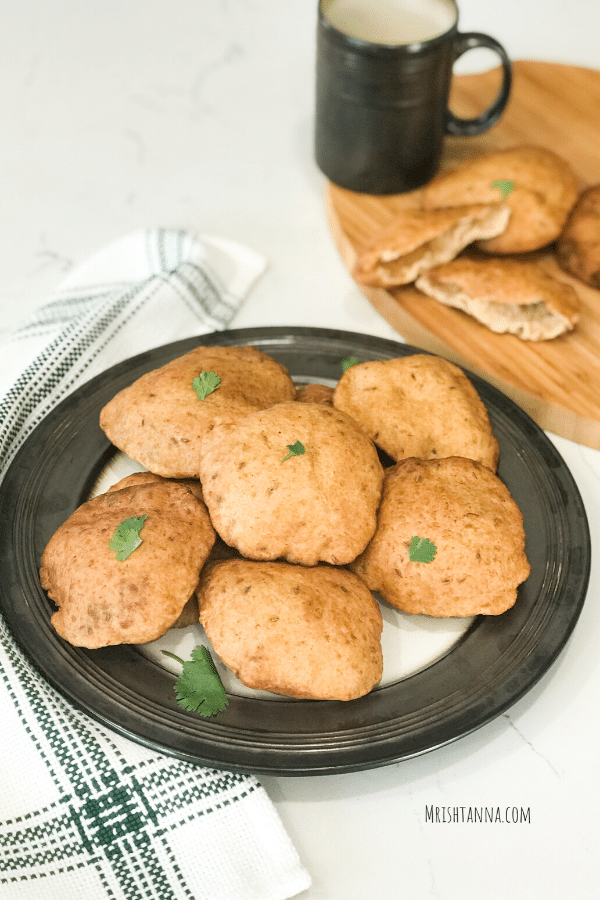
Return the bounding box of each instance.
[0,228,311,900]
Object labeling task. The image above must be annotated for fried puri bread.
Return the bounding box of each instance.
[198,559,383,700]
[198,401,384,566]
[103,472,205,629]
[40,479,215,647]
[106,471,165,492]
[351,457,530,617]
[106,470,205,502]
[415,256,580,341]
[333,354,499,471]
[420,145,579,254]
[294,382,334,405]
[105,474,239,628]
[352,203,509,287]
[557,184,600,288]
[99,345,296,478]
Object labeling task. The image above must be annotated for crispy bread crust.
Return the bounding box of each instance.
[198,559,383,700]
[99,345,296,478]
[40,480,215,647]
[199,401,384,566]
[333,355,499,471]
[351,457,530,617]
[557,184,600,288]
[421,146,579,254]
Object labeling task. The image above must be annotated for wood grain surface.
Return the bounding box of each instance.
[326,61,600,450]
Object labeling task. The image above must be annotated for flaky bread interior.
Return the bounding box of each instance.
[416,258,580,341]
[353,204,510,287]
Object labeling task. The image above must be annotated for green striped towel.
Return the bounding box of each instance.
[0,229,311,900]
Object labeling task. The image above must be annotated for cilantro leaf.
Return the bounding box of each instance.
[164,646,229,717]
[341,356,360,372]
[192,370,221,400]
[408,535,437,564]
[490,179,514,200]
[109,515,148,561]
[281,439,306,462]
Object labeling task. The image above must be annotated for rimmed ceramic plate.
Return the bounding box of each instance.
[0,327,591,775]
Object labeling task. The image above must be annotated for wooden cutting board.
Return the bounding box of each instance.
[326,61,600,450]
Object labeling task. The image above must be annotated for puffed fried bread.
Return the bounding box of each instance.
[198,401,384,566]
[420,145,579,254]
[294,382,334,405]
[332,354,499,471]
[416,256,580,340]
[351,456,530,617]
[40,479,215,647]
[106,472,165,491]
[93,471,206,629]
[557,184,600,288]
[352,204,510,287]
[99,345,296,478]
[197,559,383,700]
[106,470,205,502]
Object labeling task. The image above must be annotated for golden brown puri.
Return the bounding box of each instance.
[104,474,237,630]
[333,354,499,471]
[351,457,530,617]
[557,184,600,288]
[415,256,580,341]
[420,145,579,254]
[294,382,334,405]
[106,472,165,491]
[198,401,384,566]
[352,203,509,287]
[99,345,296,478]
[106,471,205,502]
[40,479,216,648]
[197,559,383,700]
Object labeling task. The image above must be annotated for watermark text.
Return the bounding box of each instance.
[425,805,530,824]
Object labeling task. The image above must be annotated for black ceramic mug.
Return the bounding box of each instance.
[315,0,512,194]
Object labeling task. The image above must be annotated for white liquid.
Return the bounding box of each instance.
[322,0,457,45]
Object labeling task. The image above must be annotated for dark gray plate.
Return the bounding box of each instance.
[0,327,591,775]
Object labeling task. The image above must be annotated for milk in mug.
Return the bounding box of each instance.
[322,0,457,45]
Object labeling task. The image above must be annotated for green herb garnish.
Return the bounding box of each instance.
[109,515,148,561]
[163,646,229,717]
[490,179,514,200]
[192,370,221,400]
[341,356,360,372]
[408,536,437,564]
[281,440,306,462]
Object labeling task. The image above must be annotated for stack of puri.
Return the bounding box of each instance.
[40,343,530,703]
[353,145,589,341]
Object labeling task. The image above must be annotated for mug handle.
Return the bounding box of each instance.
[445,33,512,136]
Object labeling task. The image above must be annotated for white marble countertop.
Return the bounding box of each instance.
[1,2,598,898]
